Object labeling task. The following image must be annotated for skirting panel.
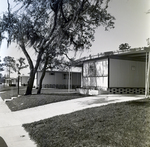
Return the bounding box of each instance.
[108,87,146,94]
[42,84,80,89]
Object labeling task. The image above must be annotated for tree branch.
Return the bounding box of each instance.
[19,39,34,71]
[60,0,68,23]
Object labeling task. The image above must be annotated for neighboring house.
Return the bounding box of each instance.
[20,75,29,86]
[4,75,29,86]
[36,70,81,89]
[5,78,17,86]
[75,47,150,94]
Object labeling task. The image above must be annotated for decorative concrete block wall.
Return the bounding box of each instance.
[108,87,145,94]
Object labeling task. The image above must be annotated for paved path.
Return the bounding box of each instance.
[0,93,145,147]
[0,92,36,147]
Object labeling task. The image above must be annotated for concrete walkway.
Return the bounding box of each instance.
[0,93,145,147]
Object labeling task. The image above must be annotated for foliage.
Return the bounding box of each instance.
[13,0,115,51]
[0,0,115,95]
[16,57,28,73]
[119,43,131,50]
[3,56,16,78]
[40,54,72,71]
[0,56,4,71]
[2,56,28,77]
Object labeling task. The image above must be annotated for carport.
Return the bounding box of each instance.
[110,47,150,97]
[75,47,150,97]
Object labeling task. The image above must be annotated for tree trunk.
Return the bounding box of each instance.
[20,40,45,95]
[37,69,45,94]
[25,69,36,95]
[24,51,44,95]
[37,56,48,94]
[20,41,35,95]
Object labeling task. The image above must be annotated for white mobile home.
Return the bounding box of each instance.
[36,70,81,89]
[20,76,29,86]
[5,78,17,86]
[76,47,150,94]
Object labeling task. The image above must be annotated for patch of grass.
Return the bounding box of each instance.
[0,87,27,100]
[0,88,79,100]
[0,88,86,111]
[4,92,85,111]
[23,99,150,147]
[0,85,17,92]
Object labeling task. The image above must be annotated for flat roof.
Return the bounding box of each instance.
[75,47,150,66]
[37,70,81,73]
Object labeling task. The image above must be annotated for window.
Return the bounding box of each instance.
[88,62,96,76]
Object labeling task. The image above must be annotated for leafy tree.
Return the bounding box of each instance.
[37,46,59,94]
[37,44,78,94]
[16,57,28,74]
[0,57,4,72]
[3,56,28,79]
[0,57,3,83]
[119,43,131,50]
[0,0,115,95]
[37,54,64,94]
[3,56,16,78]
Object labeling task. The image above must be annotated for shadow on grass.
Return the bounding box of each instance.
[0,137,8,147]
[126,99,150,107]
[23,100,150,147]
[81,98,116,106]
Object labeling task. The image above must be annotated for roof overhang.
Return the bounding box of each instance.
[110,48,149,62]
[75,47,150,66]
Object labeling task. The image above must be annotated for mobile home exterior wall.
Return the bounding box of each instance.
[37,71,81,89]
[109,58,145,88]
[108,58,146,94]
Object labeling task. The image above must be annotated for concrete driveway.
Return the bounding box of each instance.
[0,93,145,147]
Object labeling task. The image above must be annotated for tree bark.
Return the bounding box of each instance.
[20,40,44,95]
[25,69,36,95]
[25,51,44,95]
[37,55,49,94]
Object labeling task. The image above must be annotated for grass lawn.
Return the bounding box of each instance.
[0,84,18,92]
[23,98,150,147]
[0,86,27,100]
[0,88,85,111]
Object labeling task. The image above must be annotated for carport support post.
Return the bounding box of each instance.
[145,48,150,98]
[68,67,70,93]
[18,75,19,95]
[18,71,21,96]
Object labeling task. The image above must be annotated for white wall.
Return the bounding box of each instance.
[109,58,145,87]
[37,71,81,87]
[20,76,29,85]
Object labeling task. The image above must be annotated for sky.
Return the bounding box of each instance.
[0,0,150,77]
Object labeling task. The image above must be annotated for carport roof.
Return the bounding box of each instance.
[75,47,150,66]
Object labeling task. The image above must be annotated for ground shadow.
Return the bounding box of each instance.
[0,137,8,147]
